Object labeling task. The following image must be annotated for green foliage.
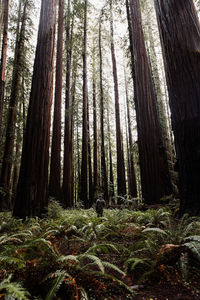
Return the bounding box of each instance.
[0,207,200,298]
[0,275,30,300]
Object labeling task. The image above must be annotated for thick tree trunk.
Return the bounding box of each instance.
[154,0,200,215]
[99,19,108,203]
[0,0,9,137]
[80,0,88,208]
[49,0,64,201]
[13,0,56,218]
[0,0,27,210]
[129,0,172,204]
[110,0,126,202]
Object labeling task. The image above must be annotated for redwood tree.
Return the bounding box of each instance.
[129,0,172,204]
[154,0,200,215]
[110,0,126,201]
[13,0,56,218]
[0,0,9,136]
[49,0,64,201]
[80,0,89,208]
[99,17,109,203]
[0,0,28,210]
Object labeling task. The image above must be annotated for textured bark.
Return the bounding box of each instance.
[110,0,126,201]
[49,0,64,201]
[92,79,98,198]
[154,0,200,215]
[129,0,172,204]
[0,0,27,210]
[80,0,88,208]
[107,109,115,202]
[13,0,56,218]
[87,99,93,207]
[124,70,137,198]
[99,19,108,203]
[0,0,9,137]
[63,0,74,207]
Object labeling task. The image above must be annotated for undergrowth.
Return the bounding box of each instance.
[0,202,200,299]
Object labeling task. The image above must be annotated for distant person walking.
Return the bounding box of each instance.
[95,197,106,217]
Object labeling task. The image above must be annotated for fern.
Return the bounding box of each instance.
[0,276,30,300]
[45,273,65,300]
[103,261,125,277]
[79,254,105,274]
[86,243,119,255]
[142,227,168,236]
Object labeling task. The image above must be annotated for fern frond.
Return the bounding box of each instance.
[45,273,65,300]
[0,255,25,268]
[78,254,105,274]
[86,243,119,255]
[142,227,168,236]
[184,241,200,261]
[103,261,125,276]
[0,276,30,300]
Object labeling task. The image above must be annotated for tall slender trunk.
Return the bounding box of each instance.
[0,0,9,136]
[80,0,88,208]
[87,99,93,207]
[124,68,137,198]
[154,0,200,215]
[92,77,98,199]
[107,108,115,202]
[49,0,64,201]
[110,0,126,202]
[99,18,108,202]
[0,0,27,210]
[128,0,172,204]
[63,0,74,207]
[13,0,56,218]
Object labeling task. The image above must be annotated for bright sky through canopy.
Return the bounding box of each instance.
[89,0,106,10]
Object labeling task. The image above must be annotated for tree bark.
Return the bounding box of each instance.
[129,0,172,204]
[0,0,27,210]
[154,0,200,215]
[13,0,56,218]
[63,0,74,207]
[49,0,64,201]
[0,0,9,137]
[80,0,88,208]
[99,18,108,203]
[124,69,137,198]
[110,0,126,202]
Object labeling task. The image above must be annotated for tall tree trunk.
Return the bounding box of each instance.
[87,99,93,207]
[80,0,88,208]
[154,0,200,215]
[129,0,172,204]
[110,0,126,202]
[63,0,74,207]
[124,69,137,198]
[0,0,27,210]
[0,0,9,137]
[49,0,64,201]
[107,108,115,202]
[13,0,56,218]
[99,18,108,203]
[92,76,98,199]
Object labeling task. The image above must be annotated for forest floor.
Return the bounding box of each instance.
[1,203,200,299]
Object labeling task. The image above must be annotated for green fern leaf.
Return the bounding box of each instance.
[45,273,65,300]
[142,227,168,235]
